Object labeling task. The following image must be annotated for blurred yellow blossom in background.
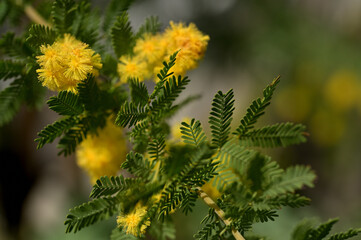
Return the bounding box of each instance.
[76,119,127,183]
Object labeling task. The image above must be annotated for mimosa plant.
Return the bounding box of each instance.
[0,0,360,239]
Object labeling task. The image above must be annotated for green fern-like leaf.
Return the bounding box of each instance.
[147,136,166,163]
[65,196,120,233]
[305,219,339,240]
[151,75,190,114]
[252,193,311,210]
[213,141,256,191]
[239,122,307,148]
[103,0,134,33]
[129,78,149,106]
[0,32,33,59]
[0,60,24,81]
[180,118,207,148]
[35,116,77,149]
[150,51,178,100]
[179,189,198,215]
[0,78,23,126]
[234,76,280,136]
[328,228,361,240]
[51,0,76,34]
[255,210,278,223]
[90,175,142,199]
[71,1,99,46]
[111,12,134,58]
[26,24,57,48]
[264,165,316,197]
[77,75,101,112]
[136,16,161,38]
[47,91,83,116]
[292,219,319,240]
[121,151,153,179]
[115,101,148,127]
[194,222,218,240]
[57,115,106,156]
[209,89,235,149]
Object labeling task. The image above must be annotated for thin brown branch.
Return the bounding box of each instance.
[197,187,245,240]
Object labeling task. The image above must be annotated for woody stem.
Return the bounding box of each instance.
[197,187,245,240]
[16,0,51,27]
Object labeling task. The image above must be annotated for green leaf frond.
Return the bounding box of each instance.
[47,91,83,116]
[121,151,153,179]
[115,101,148,127]
[35,116,77,149]
[209,89,235,149]
[65,195,121,233]
[111,11,134,58]
[0,32,33,59]
[0,78,23,126]
[180,118,207,148]
[150,51,178,100]
[0,60,24,81]
[179,189,198,215]
[147,136,166,163]
[234,76,280,136]
[212,141,256,191]
[150,75,190,115]
[57,114,106,156]
[110,227,139,240]
[263,165,316,197]
[26,24,57,49]
[103,0,134,33]
[90,175,143,199]
[245,153,282,192]
[194,221,220,240]
[239,122,307,148]
[292,219,361,240]
[51,0,76,34]
[72,1,99,47]
[305,218,339,240]
[129,78,149,106]
[136,16,162,38]
[154,146,216,220]
[252,193,311,210]
[328,228,361,240]
[77,75,101,112]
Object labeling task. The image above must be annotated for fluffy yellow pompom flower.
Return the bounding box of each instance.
[117,205,150,237]
[36,34,102,93]
[76,120,127,183]
[117,55,149,84]
[133,34,165,66]
[163,21,210,76]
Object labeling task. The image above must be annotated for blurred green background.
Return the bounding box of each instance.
[1,0,361,239]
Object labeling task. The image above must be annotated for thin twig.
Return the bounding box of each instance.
[15,0,51,27]
[197,187,245,240]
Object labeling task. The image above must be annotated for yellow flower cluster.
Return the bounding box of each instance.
[76,119,127,183]
[36,34,102,93]
[117,21,209,84]
[117,204,150,237]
